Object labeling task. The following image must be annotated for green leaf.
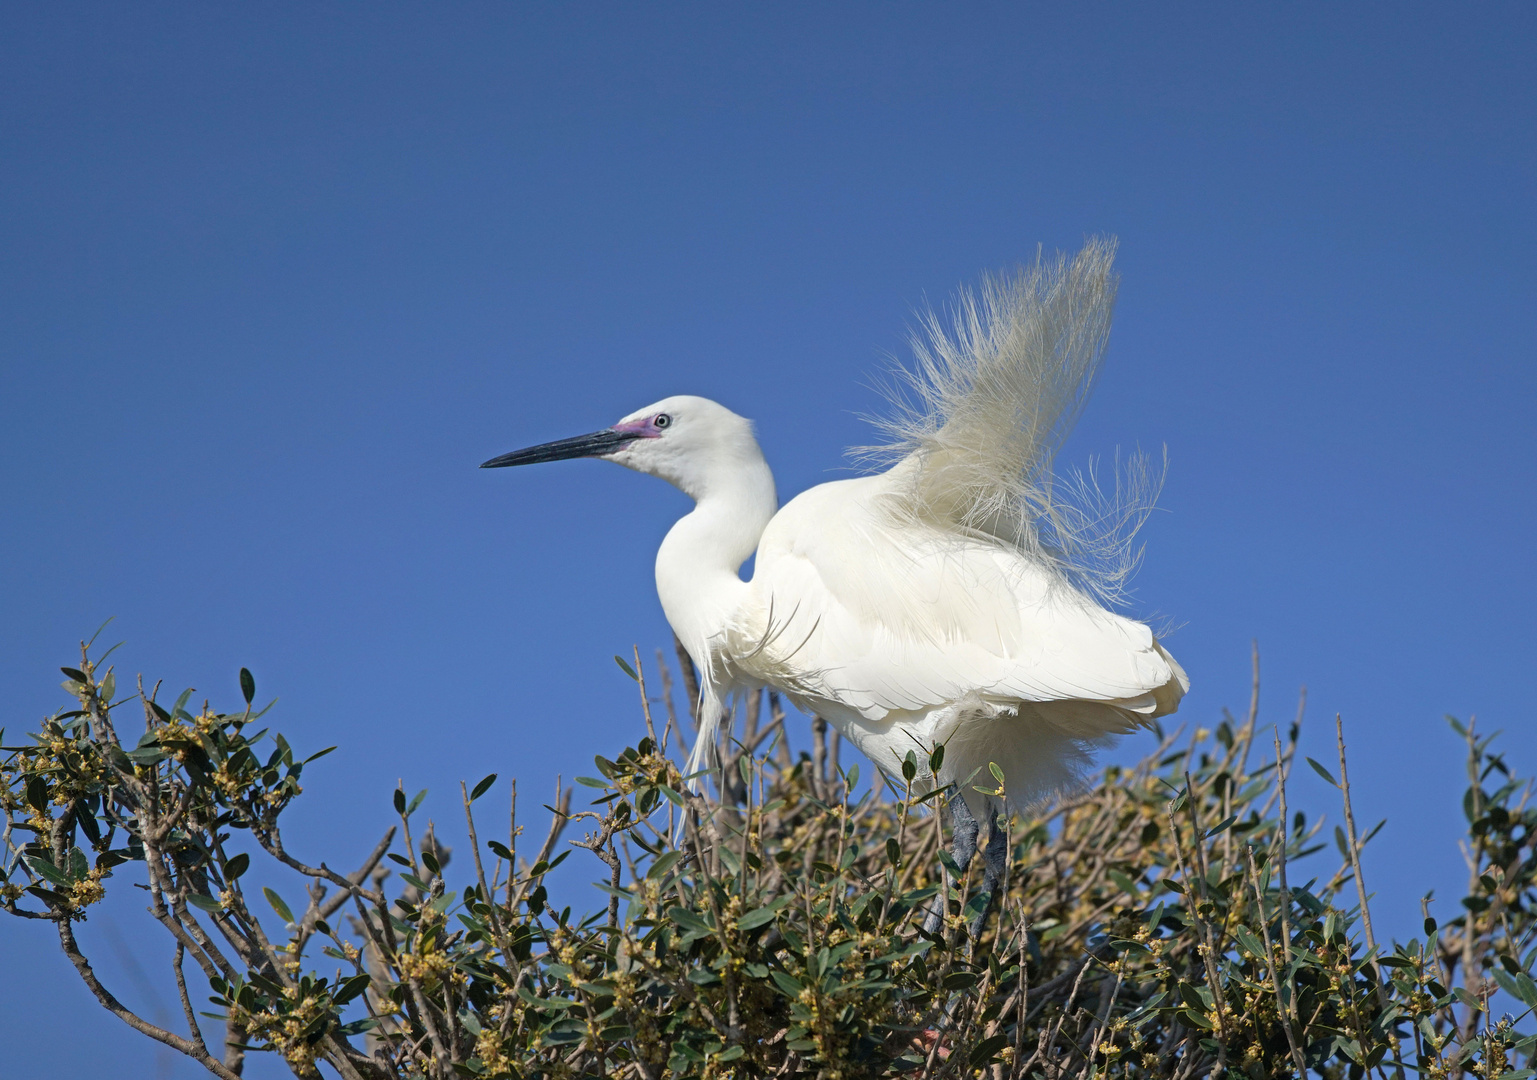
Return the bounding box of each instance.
[188,893,225,912]
[769,970,804,997]
[1305,757,1338,787]
[249,972,287,998]
[77,808,101,846]
[1204,814,1237,839]
[988,761,1006,786]
[263,887,294,924]
[593,882,634,903]
[25,884,66,907]
[471,773,498,801]
[614,655,638,681]
[393,789,406,814]
[406,789,428,817]
[239,668,255,705]
[1179,1008,1214,1030]
[969,1034,1011,1068]
[224,853,250,880]
[737,898,791,930]
[96,849,133,871]
[61,666,87,683]
[648,851,684,880]
[928,743,945,772]
[24,855,71,887]
[486,840,513,861]
[1232,926,1267,958]
[1107,869,1141,897]
[299,1012,331,1043]
[1493,968,1537,1008]
[668,906,713,935]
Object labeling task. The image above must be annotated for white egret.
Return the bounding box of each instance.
[482,238,1186,921]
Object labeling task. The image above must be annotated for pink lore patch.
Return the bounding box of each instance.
[612,417,662,438]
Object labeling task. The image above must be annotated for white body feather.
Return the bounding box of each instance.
[718,461,1184,815]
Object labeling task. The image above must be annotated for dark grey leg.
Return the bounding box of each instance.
[949,792,980,871]
[923,793,980,935]
[969,813,1009,937]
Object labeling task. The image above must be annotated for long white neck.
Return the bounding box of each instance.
[654,456,777,669]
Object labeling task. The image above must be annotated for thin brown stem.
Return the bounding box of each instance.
[673,633,700,730]
[56,917,241,1080]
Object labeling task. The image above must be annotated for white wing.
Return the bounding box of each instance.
[726,471,1185,732]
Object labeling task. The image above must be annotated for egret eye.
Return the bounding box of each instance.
[654,413,672,429]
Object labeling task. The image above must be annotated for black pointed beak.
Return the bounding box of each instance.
[479,429,640,469]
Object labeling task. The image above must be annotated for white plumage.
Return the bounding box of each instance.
[483,236,1186,832]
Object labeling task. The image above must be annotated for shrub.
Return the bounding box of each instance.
[3,636,1536,1080]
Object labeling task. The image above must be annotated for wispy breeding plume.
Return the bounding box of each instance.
[857,235,1163,607]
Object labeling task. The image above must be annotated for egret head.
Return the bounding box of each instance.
[481,394,766,500]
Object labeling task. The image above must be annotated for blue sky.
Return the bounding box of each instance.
[2,5,1533,1076]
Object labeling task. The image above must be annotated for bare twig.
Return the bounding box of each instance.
[55,918,241,1080]
[1335,712,1403,1080]
[673,633,700,729]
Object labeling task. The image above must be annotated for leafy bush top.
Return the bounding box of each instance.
[3,638,1536,1080]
